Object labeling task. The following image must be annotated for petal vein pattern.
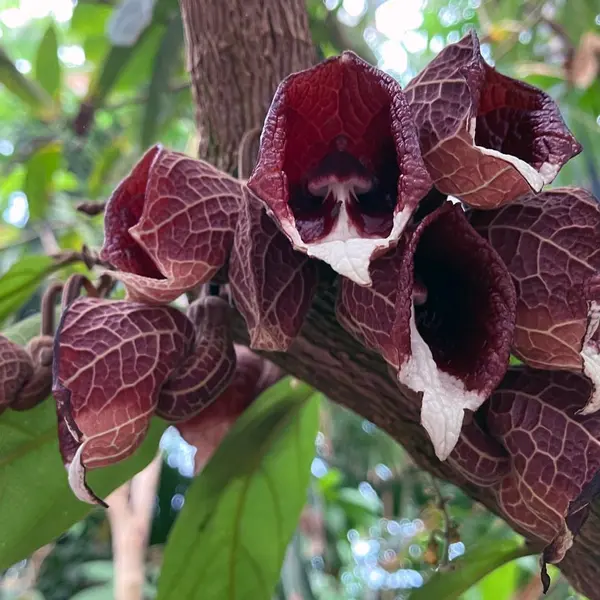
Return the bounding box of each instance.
[338,202,516,459]
[157,296,237,421]
[101,145,241,303]
[470,187,600,412]
[248,51,432,285]
[405,31,581,208]
[229,188,318,351]
[52,297,196,504]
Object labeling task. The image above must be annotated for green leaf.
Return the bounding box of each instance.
[86,25,161,109]
[157,378,320,600]
[0,255,55,324]
[70,2,112,37]
[23,142,62,221]
[140,15,184,148]
[0,47,56,119]
[88,139,128,199]
[477,558,519,600]
[35,23,61,100]
[0,312,167,571]
[409,538,534,600]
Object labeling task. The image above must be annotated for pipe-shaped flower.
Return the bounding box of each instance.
[337,202,516,459]
[52,296,236,505]
[405,31,581,209]
[248,51,432,286]
[470,187,600,413]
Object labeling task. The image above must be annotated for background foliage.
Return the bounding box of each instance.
[0,0,598,598]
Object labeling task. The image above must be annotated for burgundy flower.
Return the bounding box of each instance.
[337,202,516,459]
[248,51,432,286]
[405,31,581,209]
[52,296,236,505]
[470,188,600,412]
[229,189,319,351]
[156,296,237,421]
[488,369,600,580]
[100,146,318,351]
[100,145,241,303]
[0,334,52,413]
[177,345,281,473]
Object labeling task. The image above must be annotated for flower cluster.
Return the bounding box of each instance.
[34,31,599,576]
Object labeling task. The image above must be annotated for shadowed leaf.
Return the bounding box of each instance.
[0,255,55,325]
[409,538,532,600]
[34,23,61,100]
[157,378,320,600]
[0,312,166,570]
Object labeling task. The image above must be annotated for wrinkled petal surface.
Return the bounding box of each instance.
[405,31,581,208]
[470,187,600,412]
[0,334,33,412]
[52,297,195,504]
[229,188,319,351]
[338,202,515,459]
[101,146,240,303]
[177,345,282,473]
[488,368,600,567]
[157,296,237,421]
[248,51,431,285]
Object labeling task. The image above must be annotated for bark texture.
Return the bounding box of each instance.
[180,0,315,174]
[179,0,600,596]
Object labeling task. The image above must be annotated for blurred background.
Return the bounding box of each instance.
[0,0,598,598]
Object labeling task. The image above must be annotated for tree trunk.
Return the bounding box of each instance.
[178,1,600,597]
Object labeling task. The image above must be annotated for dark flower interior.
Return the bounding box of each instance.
[474,67,557,171]
[101,147,165,280]
[413,210,505,389]
[281,60,400,244]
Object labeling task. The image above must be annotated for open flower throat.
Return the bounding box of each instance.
[289,135,398,243]
[32,31,598,584]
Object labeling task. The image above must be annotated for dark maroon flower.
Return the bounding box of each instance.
[448,418,509,488]
[0,334,53,413]
[248,51,432,285]
[100,145,241,303]
[177,345,282,473]
[53,297,196,504]
[0,335,34,413]
[470,188,600,412]
[405,31,581,209]
[156,296,237,421]
[337,202,516,459]
[53,295,238,505]
[487,368,600,574]
[99,146,319,352]
[229,189,319,351]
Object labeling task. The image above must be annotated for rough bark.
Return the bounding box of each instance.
[180,0,315,174]
[179,0,600,597]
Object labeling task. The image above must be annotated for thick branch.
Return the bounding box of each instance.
[179,1,600,597]
[180,0,315,173]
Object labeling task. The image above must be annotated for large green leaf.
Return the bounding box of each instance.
[157,378,320,600]
[23,142,62,221]
[87,138,128,199]
[86,25,162,109]
[475,558,519,600]
[140,15,184,148]
[34,23,61,100]
[0,255,55,324]
[410,538,534,600]
[0,47,56,118]
[0,312,167,570]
